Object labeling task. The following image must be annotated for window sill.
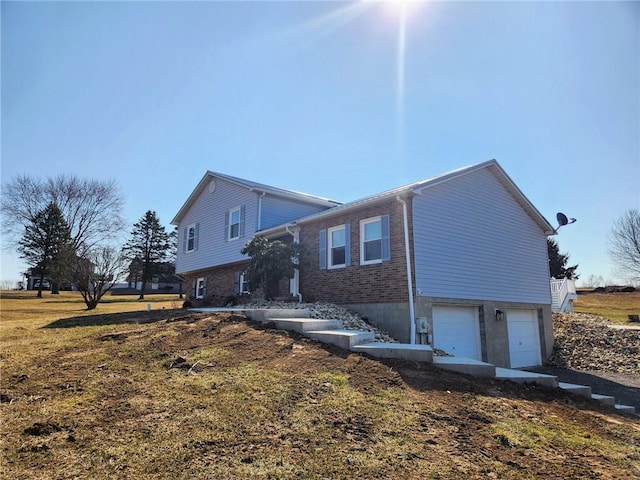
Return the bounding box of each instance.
[361,259,383,266]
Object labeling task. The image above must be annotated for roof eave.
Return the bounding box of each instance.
[171,171,215,225]
[171,171,341,225]
[256,188,415,238]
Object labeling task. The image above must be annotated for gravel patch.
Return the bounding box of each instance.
[243,300,398,343]
[547,313,640,376]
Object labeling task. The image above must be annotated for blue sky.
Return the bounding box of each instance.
[1,1,639,286]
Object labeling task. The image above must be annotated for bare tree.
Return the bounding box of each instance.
[582,274,605,289]
[1,174,125,254]
[610,209,640,282]
[73,246,127,310]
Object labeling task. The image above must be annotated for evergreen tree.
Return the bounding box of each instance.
[18,202,72,298]
[547,238,578,279]
[123,211,171,300]
[240,237,306,300]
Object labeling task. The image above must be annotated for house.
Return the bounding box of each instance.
[112,261,182,294]
[172,160,556,369]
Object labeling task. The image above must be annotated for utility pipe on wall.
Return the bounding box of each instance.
[396,195,416,344]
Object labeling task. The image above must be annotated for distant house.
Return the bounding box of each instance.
[111,261,182,294]
[24,269,52,291]
[172,160,556,368]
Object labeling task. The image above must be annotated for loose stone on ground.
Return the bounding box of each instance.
[243,300,398,343]
[548,313,640,376]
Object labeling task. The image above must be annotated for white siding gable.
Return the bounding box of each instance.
[176,178,257,274]
[412,168,551,304]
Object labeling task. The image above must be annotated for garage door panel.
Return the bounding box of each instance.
[432,306,480,360]
[507,309,541,368]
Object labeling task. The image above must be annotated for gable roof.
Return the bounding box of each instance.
[258,160,555,236]
[171,171,341,225]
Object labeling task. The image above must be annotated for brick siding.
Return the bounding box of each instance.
[298,196,416,305]
[184,261,250,306]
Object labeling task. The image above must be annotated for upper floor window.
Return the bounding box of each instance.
[185,223,198,253]
[225,206,245,242]
[229,207,241,240]
[360,215,391,265]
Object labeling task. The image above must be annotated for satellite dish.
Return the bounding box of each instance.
[557,212,569,226]
[555,212,576,231]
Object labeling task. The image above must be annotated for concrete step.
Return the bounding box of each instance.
[272,318,342,334]
[351,342,433,362]
[244,308,310,322]
[558,382,592,398]
[495,367,558,388]
[614,404,637,415]
[591,393,616,407]
[433,356,496,378]
[305,329,376,350]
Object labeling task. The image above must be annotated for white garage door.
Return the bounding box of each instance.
[432,306,480,360]
[507,309,542,368]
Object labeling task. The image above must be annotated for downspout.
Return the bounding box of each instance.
[396,195,416,344]
[257,191,266,231]
[285,224,303,303]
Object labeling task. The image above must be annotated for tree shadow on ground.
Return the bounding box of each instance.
[43,309,189,329]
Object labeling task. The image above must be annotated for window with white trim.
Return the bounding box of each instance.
[239,273,249,294]
[229,207,241,241]
[361,216,383,265]
[186,223,197,252]
[328,225,346,268]
[195,277,206,299]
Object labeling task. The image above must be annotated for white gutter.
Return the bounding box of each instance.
[285,225,303,303]
[396,195,416,344]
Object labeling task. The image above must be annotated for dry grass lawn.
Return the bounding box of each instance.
[1,291,639,479]
[574,291,640,324]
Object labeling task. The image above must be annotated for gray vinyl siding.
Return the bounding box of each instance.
[260,196,327,230]
[412,168,551,304]
[176,179,257,274]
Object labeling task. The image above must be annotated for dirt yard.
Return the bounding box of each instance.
[1,306,639,479]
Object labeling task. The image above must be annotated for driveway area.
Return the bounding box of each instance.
[532,366,640,411]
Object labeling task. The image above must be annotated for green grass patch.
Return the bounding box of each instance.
[189,346,229,363]
[574,291,640,324]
